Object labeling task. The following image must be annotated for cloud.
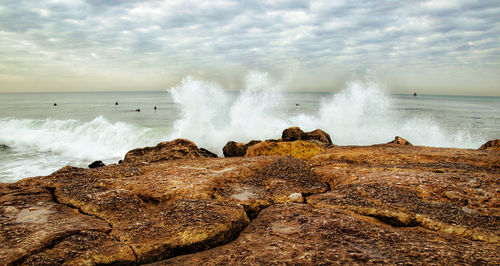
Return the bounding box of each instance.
[0,0,499,94]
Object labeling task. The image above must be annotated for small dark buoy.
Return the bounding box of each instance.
[413,92,417,97]
[154,106,157,110]
[295,103,299,106]
[118,160,123,164]
[135,108,140,112]
[115,102,118,105]
[53,103,57,106]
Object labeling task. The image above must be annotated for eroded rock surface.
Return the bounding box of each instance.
[0,185,135,265]
[156,204,499,265]
[281,126,333,146]
[479,139,500,151]
[245,140,325,160]
[2,137,499,265]
[6,145,325,264]
[122,139,210,165]
[308,144,500,243]
[222,140,261,157]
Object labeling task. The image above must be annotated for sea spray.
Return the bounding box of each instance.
[0,116,165,181]
[168,72,289,153]
[167,73,484,153]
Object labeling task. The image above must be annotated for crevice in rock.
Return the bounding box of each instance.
[10,231,83,265]
[369,214,419,227]
[130,245,139,265]
[45,186,139,264]
[45,186,113,231]
[137,194,160,205]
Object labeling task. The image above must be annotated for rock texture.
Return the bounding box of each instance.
[1,136,499,265]
[222,140,261,157]
[388,136,412,145]
[479,139,500,151]
[158,204,499,265]
[245,140,325,160]
[281,126,333,146]
[122,139,211,165]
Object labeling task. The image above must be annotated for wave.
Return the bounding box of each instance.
[0,116,164,161]
[167,72,485,152]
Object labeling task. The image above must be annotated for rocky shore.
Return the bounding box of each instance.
[1,128,499,265]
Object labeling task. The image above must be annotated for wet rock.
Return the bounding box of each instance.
[199,148,218,158]
[479,139,500,151]
[88,160,105,168]
[0,144,10,150]
[0,185,134,265]
[222,141,247,157]
[245,140,325,160]
[303,128,333,146]
[388,136,412,145]
[223,140,261,157]
[155,204,500,265]
[282,127,333,147]
[122,139,209,164]
[281,126,305,141]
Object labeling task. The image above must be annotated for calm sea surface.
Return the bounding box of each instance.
[1,89,499,182]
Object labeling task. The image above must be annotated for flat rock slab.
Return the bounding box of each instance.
[155,204,500,265]
[0,185,134,265]
[308,144,500,243]
[2,140,499,264]
[10,155,325,264]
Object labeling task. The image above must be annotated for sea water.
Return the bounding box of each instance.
[1,74,499,182]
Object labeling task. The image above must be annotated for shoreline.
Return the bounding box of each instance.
[1,128,499,264]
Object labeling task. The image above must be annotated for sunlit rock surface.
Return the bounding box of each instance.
[1,137,499,265]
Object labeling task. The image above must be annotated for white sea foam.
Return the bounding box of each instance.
[167,72,484,153]
[0,116,164,181]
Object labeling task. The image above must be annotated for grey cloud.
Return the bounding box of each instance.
[0,0,499,93]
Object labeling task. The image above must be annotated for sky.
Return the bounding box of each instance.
[0,0,499,95]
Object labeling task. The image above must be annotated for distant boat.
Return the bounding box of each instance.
[413,92,417,97]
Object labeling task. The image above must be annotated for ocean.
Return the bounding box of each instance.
[1,76,499,182]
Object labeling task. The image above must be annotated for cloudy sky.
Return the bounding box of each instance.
[1,0,499,95]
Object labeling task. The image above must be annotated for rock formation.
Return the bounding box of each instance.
[245,140,325,160]
[281,126,333,146]
[88,160,105,168]
[479,139,500,151]
[122,139,211,165]
[222,140,261,157]
[1,136,499,265]
[388,136,412,145]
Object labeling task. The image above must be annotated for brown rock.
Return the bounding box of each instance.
[155,204,500,265]
[222,141,247,157]
[282,127,333,146]
[0,185,135,265]
[281,126,305,141]
[4,138,499,264]
[303,128,333,146]
[388,136,412,145]
[479,139,500,151]
[122,139,209,164]
[199,148,218,158]
[308,144,500,242]
[11,152,325,264]
[223,140,261,157]
[245,140,325,160]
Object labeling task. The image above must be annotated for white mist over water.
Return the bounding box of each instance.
[167,72,484,153]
